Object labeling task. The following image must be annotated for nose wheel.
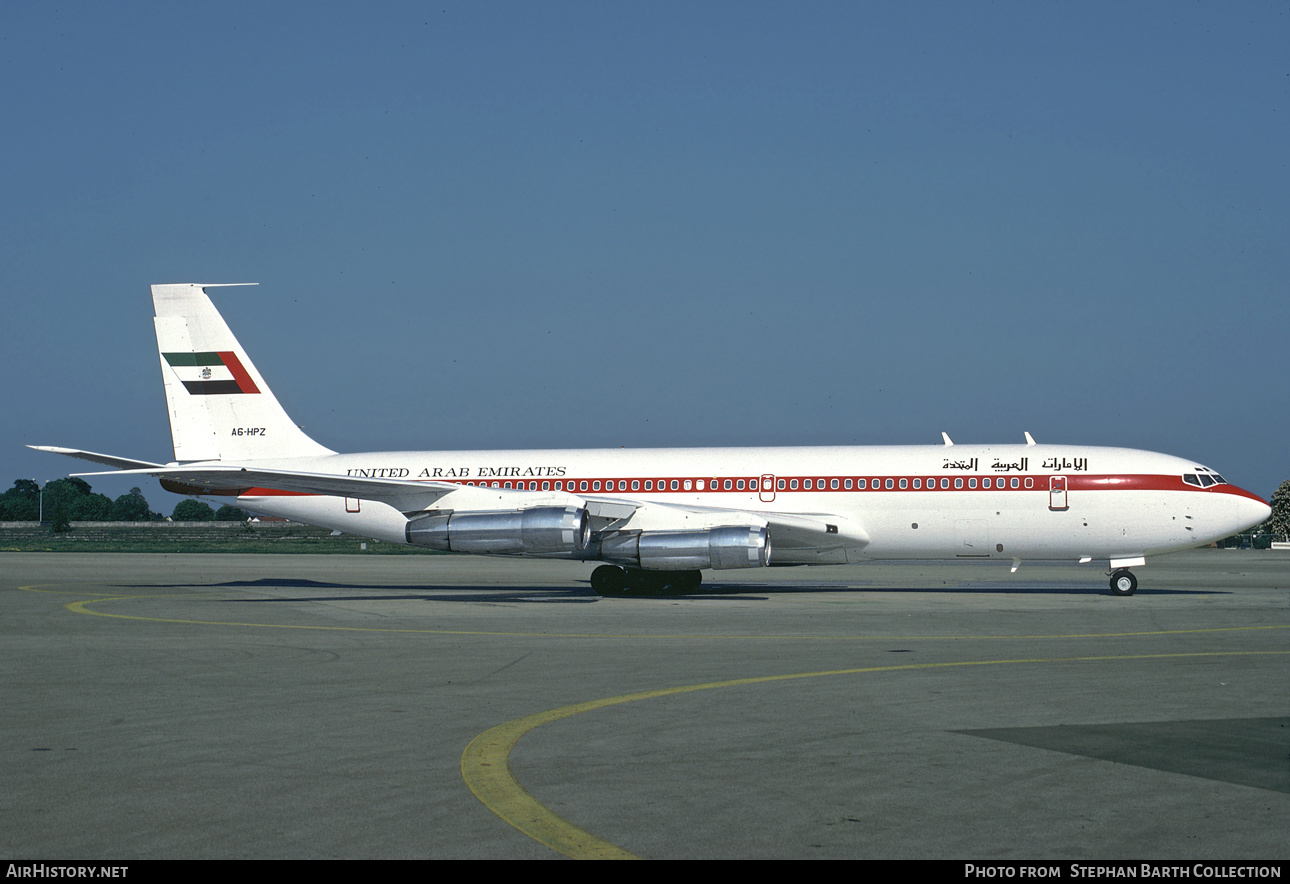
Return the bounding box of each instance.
[1109,569,1138,596]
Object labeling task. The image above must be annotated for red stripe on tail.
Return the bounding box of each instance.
[217,351,260,394]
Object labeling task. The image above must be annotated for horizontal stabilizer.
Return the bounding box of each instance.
[28,445,165,471]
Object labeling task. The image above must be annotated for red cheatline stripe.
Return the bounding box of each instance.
[235,474,1264,502]
[217,351,260,394]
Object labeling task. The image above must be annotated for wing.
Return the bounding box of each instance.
[65,462,476,513]
[63,461,586,518]
[61,458,869,566]
[70,463,453,498]
[580,494,870,564]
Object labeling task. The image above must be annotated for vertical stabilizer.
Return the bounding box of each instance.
[152,284,335,462]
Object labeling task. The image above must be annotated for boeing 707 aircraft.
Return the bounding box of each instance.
[34,284,1271,596]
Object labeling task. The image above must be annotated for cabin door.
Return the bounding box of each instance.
[1048,476,1068,511]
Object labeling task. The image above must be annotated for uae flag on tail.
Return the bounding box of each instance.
[163,351,261,395]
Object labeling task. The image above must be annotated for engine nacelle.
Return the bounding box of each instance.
[599,526,771,571]
[406,506,590,556]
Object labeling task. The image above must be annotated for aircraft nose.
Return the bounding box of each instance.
[1231,489,1271,533]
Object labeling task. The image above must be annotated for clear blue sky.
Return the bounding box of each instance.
[3,1,1287,513]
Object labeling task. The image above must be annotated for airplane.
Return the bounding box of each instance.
[33,283,1271,597]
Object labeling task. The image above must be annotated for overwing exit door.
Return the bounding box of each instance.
[760,474,776,503]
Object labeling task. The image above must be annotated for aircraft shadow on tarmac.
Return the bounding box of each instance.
[115,576,1228,604]
[957,716,1290,794]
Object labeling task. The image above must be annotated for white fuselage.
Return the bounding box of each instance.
[231,442,1269,567]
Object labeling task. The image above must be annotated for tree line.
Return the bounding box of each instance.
[0,478,247,528]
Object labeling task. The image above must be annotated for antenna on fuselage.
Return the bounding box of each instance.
[941,432,954,446]
[1024,432,1037,446]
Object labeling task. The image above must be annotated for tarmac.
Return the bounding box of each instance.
[2,548,1287,859]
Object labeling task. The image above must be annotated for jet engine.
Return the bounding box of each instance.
[599,526,771,570]
[405,506,590,556]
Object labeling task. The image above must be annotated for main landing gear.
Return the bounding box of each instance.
[1109,568,1138,596]
[590,565,703,596]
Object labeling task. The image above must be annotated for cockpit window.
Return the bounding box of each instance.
[1184,469,1228,488]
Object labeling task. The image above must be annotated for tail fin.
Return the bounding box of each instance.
[152,283,335,462]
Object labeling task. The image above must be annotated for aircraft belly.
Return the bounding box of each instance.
[237,494,410,544]
[855,492,1199,562]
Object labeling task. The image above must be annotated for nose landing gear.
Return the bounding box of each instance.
[1109,568,1138,596]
